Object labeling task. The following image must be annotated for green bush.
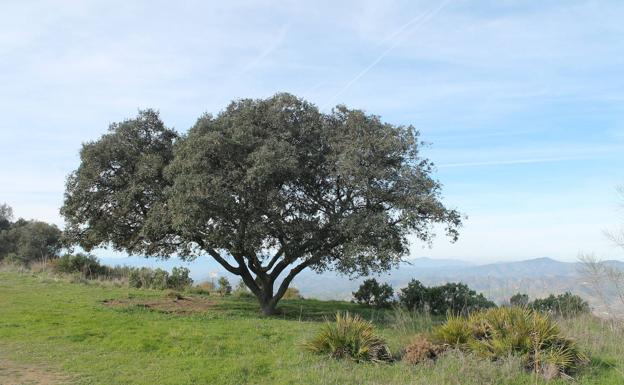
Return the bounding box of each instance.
[433,307,588,378]
[509,292,529,307]
[151,268,170,290]
[398,280,495,315]
[217,277,232,296]
[127,267,192,290]
[352,279,394,308]
[305,312,391,362]
[168,267,193,290]
[530,292,590,317]
[54,253,105,278]
[398,279,428,311]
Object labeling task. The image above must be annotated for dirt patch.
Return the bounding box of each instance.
[102,295,215,314]
[0,357,70,385]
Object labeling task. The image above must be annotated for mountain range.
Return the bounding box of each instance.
[99,256,624,314]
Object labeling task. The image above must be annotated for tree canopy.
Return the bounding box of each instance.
[62,93,461,314]
[0,204,62,265]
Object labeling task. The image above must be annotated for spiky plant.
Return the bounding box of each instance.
[433,307,588,378]
[304,312,391,362]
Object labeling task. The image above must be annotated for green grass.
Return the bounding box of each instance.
[1,271,623,385]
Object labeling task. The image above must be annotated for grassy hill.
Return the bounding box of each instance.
[1,271,623,385]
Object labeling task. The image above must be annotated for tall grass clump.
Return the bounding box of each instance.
[433,307,588,379]
[305,312,392,362]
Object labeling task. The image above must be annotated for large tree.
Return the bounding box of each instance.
[62,94,461,314]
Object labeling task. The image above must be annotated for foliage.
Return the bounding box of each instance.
[0,218,62,265]
[61,95,461,314]
[398,280,495,315]
[54,253,105,278]
[168,267,193,290]
[433,307,588,378]
[195,281,216,293]
[509,293,529,307]
[128,267,193,290]
[398,279,428,311]
[402,333,445,365]
[530,292,590,317]
[0,203,13,231]
[233,279,254,298]
[282,287,303,300]
[217,277,232,296]
[305,312,391,362]
[352,278,395,308]
[425,282,495,316]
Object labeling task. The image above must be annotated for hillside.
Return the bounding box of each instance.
[1,271,624,385]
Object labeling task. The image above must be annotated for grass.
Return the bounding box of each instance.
[1,271,623,384]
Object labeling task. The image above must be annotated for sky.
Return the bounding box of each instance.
[1,0,623,263]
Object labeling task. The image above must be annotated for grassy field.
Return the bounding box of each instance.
[1,271,623,385]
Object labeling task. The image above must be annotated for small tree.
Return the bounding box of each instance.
[509,292,529,307]
[61,95,461,315]
[217,277,232,296]
[426,282,495,315]
[530,292,589,317]
[0,203,13,231]
[398,279,428,311]
[168,267,193,290]
[0,219,62,265]
[352,278,394,308]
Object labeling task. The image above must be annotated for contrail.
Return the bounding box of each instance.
[242,24,290,74]
[324,0,450,109]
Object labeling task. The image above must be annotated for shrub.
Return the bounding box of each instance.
[426,282,495,316]
[402,333,445,365]
[352,279,394,308]
[305,312,391,362]
[530,292,590,317]
[54,253,105,278]
[232,279,253,298]
[283,287,303,299]
[398,279,428,311]
[510,292,529,307]
[194,281,215,294]
[151,268,170,290]
[217,277,232,296]
[168,267,193,290]
[433,307,588,378]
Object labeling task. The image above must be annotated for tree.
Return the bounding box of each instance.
[509,292,529,307]
[217,277,232,296]
[398,279,428,311]
[0,203,13,231]
[61,94,461,315]
[425,282,495,315]
[352,278,395,308]
[530,292,589,317]
[0,219,62,265]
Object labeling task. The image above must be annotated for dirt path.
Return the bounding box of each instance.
[0,357,70,385]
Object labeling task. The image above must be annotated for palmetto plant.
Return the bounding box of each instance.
[434,307,588,378]
[305,312,391,362]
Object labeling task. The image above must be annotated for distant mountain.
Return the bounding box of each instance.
[99,256,624,314]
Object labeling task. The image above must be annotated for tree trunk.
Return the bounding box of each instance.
[260,300,277,316]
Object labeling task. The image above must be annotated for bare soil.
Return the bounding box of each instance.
[102,295,215,314]
[0,357,69,385]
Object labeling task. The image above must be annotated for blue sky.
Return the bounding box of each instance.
[1,0,623,262]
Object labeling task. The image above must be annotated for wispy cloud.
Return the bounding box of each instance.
[323,0,450,108]
[241,24,290,74]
